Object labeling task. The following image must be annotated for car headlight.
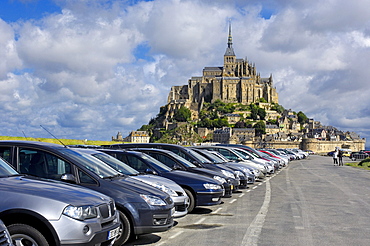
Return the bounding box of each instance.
[221,170,235,179]
[203,183,222,190]
[213,175,227,184]
[63,205,97,221]
[140,194,167,206]
[234,170,244,177]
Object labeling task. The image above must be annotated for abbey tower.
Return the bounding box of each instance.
[166,23,279,121]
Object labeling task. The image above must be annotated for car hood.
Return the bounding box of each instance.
[0,176,113,220]
[108,176,170,199]
[188,167,228,178]
[130,174,185,193]
[161,170,222,185]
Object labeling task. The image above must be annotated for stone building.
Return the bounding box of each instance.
[123,131,150,143]
[165,23,279,123]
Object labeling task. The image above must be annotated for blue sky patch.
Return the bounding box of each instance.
[134,43,154,62]
[0,0,61,22]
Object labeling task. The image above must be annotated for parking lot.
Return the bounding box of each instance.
[128,155,370,246]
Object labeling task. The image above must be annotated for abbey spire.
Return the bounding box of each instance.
[225,21,235,56]
[223,21,236,77]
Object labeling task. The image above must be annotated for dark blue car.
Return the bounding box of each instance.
[99,149,225,213]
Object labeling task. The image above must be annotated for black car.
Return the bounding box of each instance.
[99,149,225,213]
[0,141,174,246]
[103,143,240,194]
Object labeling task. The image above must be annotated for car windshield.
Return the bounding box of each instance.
[165,151,197,168]
[60,149,121,178]
[228,148,250,160]
[235,148,259,158]
[0,158,18,176]
[257,151,271,158]
[187,149,214,164]
[193,150,224,163]
[210,151,230,162]
[92,153,139,175]
[140,153,173,172]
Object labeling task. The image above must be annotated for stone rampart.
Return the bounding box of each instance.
[300,138,366,153]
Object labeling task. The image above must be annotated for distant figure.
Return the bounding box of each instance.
[338,150,343,166]
[333,149,339,165]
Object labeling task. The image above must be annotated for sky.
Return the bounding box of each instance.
[0,0,369,145]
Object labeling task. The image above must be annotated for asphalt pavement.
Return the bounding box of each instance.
[126,155,370,246]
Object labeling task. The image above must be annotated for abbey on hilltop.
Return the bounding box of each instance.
[130,22,365,153]
[165,22,278,121]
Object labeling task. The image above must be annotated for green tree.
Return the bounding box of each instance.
[259,98,267,103]
[297,111,308,124]
[174,106,191,122]
[234,121,246,128]
[250,104,259,120]
[253,121,266,136]
[257,108,266,120]
[271,103,285,114]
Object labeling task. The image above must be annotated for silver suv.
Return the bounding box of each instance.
[0,157,121,246]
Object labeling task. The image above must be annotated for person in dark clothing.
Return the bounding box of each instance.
[338,150,343,166]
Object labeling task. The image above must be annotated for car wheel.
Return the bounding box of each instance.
[184,188,195,213]
[114,210,132,246]
[8,223,49,246]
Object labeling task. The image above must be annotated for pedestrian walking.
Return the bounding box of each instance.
[333,149,338,165]
[338,150,343,166]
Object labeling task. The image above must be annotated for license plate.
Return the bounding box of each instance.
[107,227,120,240]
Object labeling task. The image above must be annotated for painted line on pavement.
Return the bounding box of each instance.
[241,180,271,246]
[229,199,237,204]
[211,207,223,214]
[195,218,206,224]
[169,231,184,239]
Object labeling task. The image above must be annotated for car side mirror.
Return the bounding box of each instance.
[145,168,157,175]
[173,164,184,170]
[61,173,77,183]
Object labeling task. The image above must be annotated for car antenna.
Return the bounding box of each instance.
[40,125,67,147]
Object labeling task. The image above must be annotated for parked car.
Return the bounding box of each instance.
[193,146,268,178]
[73,148,189,218]
[0,141,174,245]
[350,151,369,161]
[0,219,12,246]
[189,148,255,186]
[98,149,225,213]
[104,143,240,195]
[0,156,120,246]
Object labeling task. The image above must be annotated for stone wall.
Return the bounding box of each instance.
[300,138,366,153]
[236,138,366,153]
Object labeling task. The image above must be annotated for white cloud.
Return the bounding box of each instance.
[0,0,369,144]
[0,20,22,79]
